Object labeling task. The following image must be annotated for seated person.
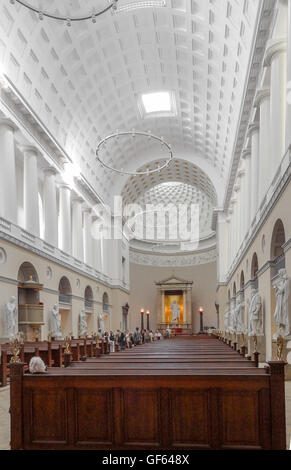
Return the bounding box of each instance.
[29,356,47,374]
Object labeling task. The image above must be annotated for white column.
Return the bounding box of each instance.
[254,89,271,202]
[43,168,58,246]
[72,197,84,261]
[83,208,93,266]
[21,146,40,236]
[229,202,235,262]
[226,217,231,272]
[286,0,291,149]
[237,166,246,246]
[264,39,287,174]
[242,148,251,236]
[248,123,260,221]
[0,119,17,223]
[58,183,72,254]
[234,185,240,254]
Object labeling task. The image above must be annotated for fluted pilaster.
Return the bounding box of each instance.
[72,196,84,261]
[264,39,287,173]
[43,168,58,246]
[21,145,40,236]
[0,119,18,224]
[58,183,72,254]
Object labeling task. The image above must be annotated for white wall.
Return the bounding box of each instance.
[129,261,217,333]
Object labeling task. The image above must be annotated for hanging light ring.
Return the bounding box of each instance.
[11,0,118,22]
[96,131,173,176]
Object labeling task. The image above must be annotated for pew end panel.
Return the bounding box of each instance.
[9,364,287,451]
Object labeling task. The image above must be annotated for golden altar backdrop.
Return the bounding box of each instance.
[164,294,183,324]
[155,276,193,333]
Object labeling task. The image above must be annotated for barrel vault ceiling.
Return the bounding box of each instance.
[0,0,261,234]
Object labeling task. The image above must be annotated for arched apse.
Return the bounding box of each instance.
[17,262,39,283]
[270,219,286,277]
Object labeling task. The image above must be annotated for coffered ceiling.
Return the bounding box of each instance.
[0,0,262,243]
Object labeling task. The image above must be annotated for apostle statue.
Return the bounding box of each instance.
[99,312,105,334]
[234,299,246,335]
[224,304,230,332]
[79,309,87,337]
[170,300,180,323]
[273,269,290,339]
[51,304,63,340]
[248,289,263,336]
[4,296,17,339]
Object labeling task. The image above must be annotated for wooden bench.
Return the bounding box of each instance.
[8,336,287,450]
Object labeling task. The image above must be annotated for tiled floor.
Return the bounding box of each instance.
[0,383,291,450]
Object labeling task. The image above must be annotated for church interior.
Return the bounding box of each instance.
[0,0,291,452]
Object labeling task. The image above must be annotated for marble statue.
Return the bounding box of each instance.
[228,305,235,334]
[29,356,46,374]
[248,289,263,336]
[79,309,87,337]
[224,307,230,332]
[273,269,290,339]
[51,304,62,340]
[234,300,246,334]
[4,296,17,338]
[99,312,105,334]
[170,300,180,322]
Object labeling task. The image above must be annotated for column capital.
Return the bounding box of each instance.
[72,196,84,205]
[0,117,18,131]
[247,122,260,138]
[83,206,92,215]
[18,144,40,156]
[44,166,58,176]
[242,147,252,160]
[58,182,72,191]
[254,88,270,108]
[264,38,287,67]
[238,168,246,179]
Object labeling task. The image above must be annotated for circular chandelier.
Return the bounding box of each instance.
[96,131,173,176]
[9,0,118,24]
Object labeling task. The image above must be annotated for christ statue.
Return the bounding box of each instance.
[170,300,181,323]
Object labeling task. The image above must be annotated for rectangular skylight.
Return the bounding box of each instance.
[142,91,172,114]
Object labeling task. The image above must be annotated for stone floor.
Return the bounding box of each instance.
[0,386,9,450]
[0,383,291,450]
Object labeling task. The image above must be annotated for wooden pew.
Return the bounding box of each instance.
[8,336,287,449]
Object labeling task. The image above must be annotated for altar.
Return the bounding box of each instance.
[155,276,193,334]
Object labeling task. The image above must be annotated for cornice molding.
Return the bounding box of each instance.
[224,0,276,210]
[254,88,270,107]
[129,247,217,267]
[264,38,287,66]
[226,151,291,283]
[0,228,129,295]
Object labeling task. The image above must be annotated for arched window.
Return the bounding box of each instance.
[233,282,236,297]
[59,276,72,305]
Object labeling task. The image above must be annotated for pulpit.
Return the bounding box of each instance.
[155,276,193,334]
[18,277,44,340]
